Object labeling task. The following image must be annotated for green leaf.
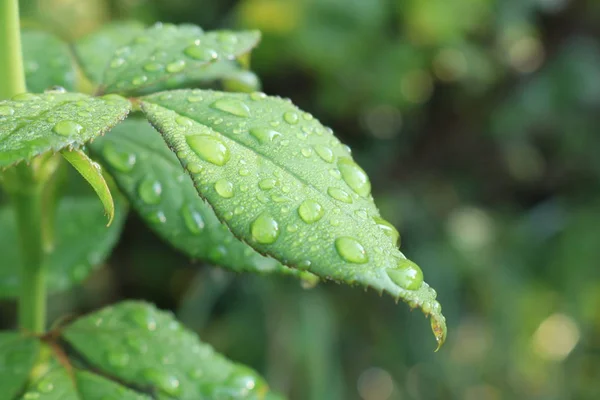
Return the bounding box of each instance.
[63,301,279,399]
[0,332,40,398]
[141,89,447,347]
[0,194,126,297]
[21,362,152,399]
[0,92,131,168]
[73,21,145,85]
[88,118,317,284]
[61,148,114,225]
[100,23,260,95]
[22,30,75,93]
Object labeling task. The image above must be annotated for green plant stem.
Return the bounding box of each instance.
[10,180,46,333]
[0,0,26,99]
[0,0,46,333]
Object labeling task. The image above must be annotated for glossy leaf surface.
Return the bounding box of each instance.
[0,195,126,297]
[0,92,130,168]
[22,30,75,93]
[0,333,40,398]
[63,301,277,399]
[89,118,316,283]
[73,21,145,85]
[141,89,446,346]
[61,148,114,225]
[100,23,260,95]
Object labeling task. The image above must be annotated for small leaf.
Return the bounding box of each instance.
[0,332,40,398]
[63,301,279,399]
[22,30,75,93]
[100,23,260,95]
[0,92,131,168]
[89,118,316,283]
[0,194,127,297]
[141,89,446,347]
[73,21,146,85]
[61,148,114,225]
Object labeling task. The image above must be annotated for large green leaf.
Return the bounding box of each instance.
[0,333,40,398]
[73,21,146,85]
[89,118,316,284]
[0,194,126,297]
[63,301,279,399]
[22,30,75,93]
[141,89,446,346]
[100,23,260,95]
[0,92,130,168]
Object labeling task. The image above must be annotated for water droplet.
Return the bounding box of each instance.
[148,211,166,224]
[258,178,276,190]
[211,99,251,117]
[335,237,368,264]
[338,158,371,196]
[176,116,193,126]
[166,60,186,73]
[186,135,230,166]
[373,217,400,246]
[37,379,54,393]
[327,187,353,203]
[132,75,148,85]
[188,163,202,174]
[143,62,163,72]
[329,169,342,179]
[130,308,157,331]
[387,259,423,290]
[138,178,162,205]
[126,333,148,353]
[249,127,281,143]
[23,392,40,399]
[239,168,249,176]
[298,200,324,224]
[181,204,205,234]
[250,92,266,101]
[283,111,299,124]
[52,120,83,136]
[110,58,125,68]
[184,45,218,61]
[298,260,311,270]
[187,95,203,103]
[45,85,66,93]
[108,350,130,368]
[314,145,334,163]
[215,179,234,198]
[301,147,313,157]
[0,106,14,116]
[251,213,280,244]
[142,368,181,396]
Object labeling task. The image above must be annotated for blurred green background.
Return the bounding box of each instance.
[6,0,600,399]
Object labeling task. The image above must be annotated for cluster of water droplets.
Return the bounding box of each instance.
[142,90,427,292]
[104,23,259,93]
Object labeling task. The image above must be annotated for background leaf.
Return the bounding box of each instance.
[73,21,145,85]
[100,23,260,95]
[0,92,130,168]
[0,194,126,297]
[141,89,445,346]
[61,148,114,225]
[0,333,40,398]
[89,118,317,283]
[22,30,76,93]
[63,301,279,399]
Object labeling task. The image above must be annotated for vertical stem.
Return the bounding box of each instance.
[0,0,46,333]
[0,0,26,99]
[11,181,46,333]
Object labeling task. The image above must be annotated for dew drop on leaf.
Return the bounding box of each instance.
[102,142,136,172]
[249,127,281,143]
[142,368,182,396]
[338,158,371,197]
[258,178,276,190]
[211,99,251,118]
[251,213,280,244]
[373,217,400,246]
[314,144,334,163]
[186,135,230,166]
[107,350,130,368]
[143,62,163,72]
[386,259,424,290]
[138,178,162,205]
[283,111,299,124]
[298,199,324,224]
[335,237,368,264]
[184,45,218,61]
[166,60,186,73]
[0,106,15,116]
[327,187,353,203]
[52,120,83,136]
[214,179,234,198]
[181,204,205,234]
